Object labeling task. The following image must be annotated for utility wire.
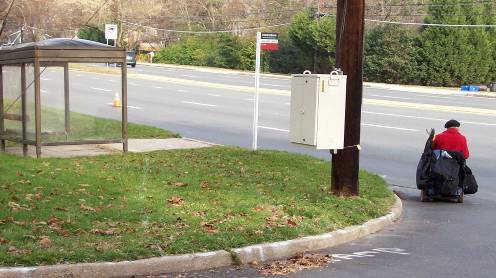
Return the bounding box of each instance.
[121,20,290,34]
[365,18,496,27]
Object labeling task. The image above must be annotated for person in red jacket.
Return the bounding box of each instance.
[432,119,470,159]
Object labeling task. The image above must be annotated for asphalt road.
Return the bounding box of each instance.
[32,64,496,277]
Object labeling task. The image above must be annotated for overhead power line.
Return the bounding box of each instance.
[121,20,290,34]
[365,19,496,27]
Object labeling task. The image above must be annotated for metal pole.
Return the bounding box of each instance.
[34,59,42,158]
[252,31,261,151]
[21,63,27,157]
[64,63,70,136]
[0,65,5,152]
[331,0,365,196]
[121,60,128,153]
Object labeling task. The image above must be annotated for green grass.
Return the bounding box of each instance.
[0,147,395,267]
[2,99,179,142]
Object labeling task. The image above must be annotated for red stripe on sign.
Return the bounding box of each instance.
[261,43,279,51]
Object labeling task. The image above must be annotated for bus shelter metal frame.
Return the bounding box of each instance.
[0,39,128,158]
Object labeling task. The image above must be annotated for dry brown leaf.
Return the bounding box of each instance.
[200,181,210,188]
[286,218,298,227]
[0,237,8,244]
[167,196,184,206]
[54,207,68,212]
[258,253,332,275]
[174,182,189,187]
[200,221,218,234]
[39,236,52,248]
[80,203,96,212]
[16,171,23,177]
[90,229,115,235]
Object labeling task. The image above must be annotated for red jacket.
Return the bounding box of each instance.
[432,128,470,159]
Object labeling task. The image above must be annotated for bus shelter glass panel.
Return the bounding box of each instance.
[2,65,22,142]
[36,63,122,144]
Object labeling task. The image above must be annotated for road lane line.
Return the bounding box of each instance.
[364,98,496,116]
[91,87,113,92]
[361,123,420,132]
[106,103,142,109]
[259,126,289,132]
[244,98,255,101]
[259,123,419,133]
[208,93,221,97]
[152,86,162,89]
[363,111,496,126]
[177,89,189,93]
[181,101,217,107]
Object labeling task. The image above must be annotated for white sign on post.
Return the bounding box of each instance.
[252,32,279,151]
[105,24,118,40]
[252,32,262,151]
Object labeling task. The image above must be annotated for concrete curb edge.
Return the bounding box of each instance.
[0,196,402,278]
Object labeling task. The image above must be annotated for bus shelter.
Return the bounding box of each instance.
[0,38,128,158]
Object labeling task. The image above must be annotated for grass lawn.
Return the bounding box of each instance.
[2,99,179,143]
[0,145,395,267]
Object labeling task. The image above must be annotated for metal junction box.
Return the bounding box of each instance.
[289,72,347,149]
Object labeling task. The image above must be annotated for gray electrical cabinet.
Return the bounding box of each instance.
[289,72,347,149]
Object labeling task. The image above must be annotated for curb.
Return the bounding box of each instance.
[0,196,402,278]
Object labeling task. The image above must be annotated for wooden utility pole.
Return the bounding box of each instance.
[331,0,365,196]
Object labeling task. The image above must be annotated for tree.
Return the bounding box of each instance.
[419,0,493,86]
[364,25,420,84]
[288,9,336,73]
[77,25,105,43]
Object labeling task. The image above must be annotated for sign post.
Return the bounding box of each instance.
[252,32,278,151]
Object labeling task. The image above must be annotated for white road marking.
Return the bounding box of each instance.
[363,111,496,126]
[107,103,142,109]
[259,126,289,132]
[208,93,221,97]
[91,87,113,92]
[332,248,409,263]
[361,123,420,132]
[177,89,189,93]
[108,80,117,83]
[181,101,217,107]
[284,102,290,105]
[152,86,162,89]
[181,74,196,78]
[41,89,48,93]
[259,123,419,133]
[370,94,412,100]
[244,98,255,101]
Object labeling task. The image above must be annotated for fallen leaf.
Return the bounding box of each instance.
[16,171,23,177]
[174,182,189,187]
[39,236,52,248]
[258,253,332,275]
[200,221,218,234]
[54,207,68,212]
[167,196,184,206]
[90,229,115,235]
[0,237,8,244]
[80,203,96,212]
[287,218,298,227]
[200,181,210,188]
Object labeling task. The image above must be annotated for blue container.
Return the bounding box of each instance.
[468,85,480,92]
[461,85,470,91]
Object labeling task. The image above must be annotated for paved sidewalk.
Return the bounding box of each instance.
[4,138,215,158]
